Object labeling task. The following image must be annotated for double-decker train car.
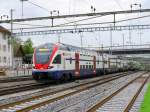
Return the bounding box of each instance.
[32,43,129,81]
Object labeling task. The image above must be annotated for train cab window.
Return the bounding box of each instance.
[53,54,61,64]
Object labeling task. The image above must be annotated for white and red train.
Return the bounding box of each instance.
[32,43,129,81]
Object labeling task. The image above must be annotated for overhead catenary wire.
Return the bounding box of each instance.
[21,0,78,30]
[27,1,50,13]
[54,15,105,27]
[113,0,124,10]
[28,0,79,28]
[11,14,109,30]
[12,14,150,30]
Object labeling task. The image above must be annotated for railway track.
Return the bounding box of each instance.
[0,72,131,97]
[0,71,140,112]
[0,82,49,96]
[87,72,150,112]
[0,76,33,83]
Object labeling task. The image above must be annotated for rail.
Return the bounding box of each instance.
[0,72,132,111]
[87,72,149,112]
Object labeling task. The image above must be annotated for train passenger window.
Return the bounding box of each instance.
[86,65,88,69]
[53,54,61,64]
[97,60,99,64]
[70,57,72,64]
[83,65,85,69]
[104,60,107,64]
[89,65,92,69]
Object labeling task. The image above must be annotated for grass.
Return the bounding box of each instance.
[140,83,150,112]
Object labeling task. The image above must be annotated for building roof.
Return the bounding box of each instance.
[0,26,11,34]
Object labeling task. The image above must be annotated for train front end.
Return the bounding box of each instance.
[32,44,58,81]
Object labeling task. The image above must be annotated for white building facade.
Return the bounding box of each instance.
[0,26,12,68]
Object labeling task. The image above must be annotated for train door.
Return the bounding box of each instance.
[93,56,96,74]
[102,54,105,74]
[63,58,66,70]
[75,53,80,76]
[62,53,66,70]
[108,58,110,68]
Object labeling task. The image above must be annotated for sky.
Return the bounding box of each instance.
[0,0,150,48]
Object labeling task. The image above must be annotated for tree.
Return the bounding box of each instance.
[22,38,34,54]
[8,36,22,54]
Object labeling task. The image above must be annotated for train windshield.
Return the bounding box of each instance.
[35,49,52,64]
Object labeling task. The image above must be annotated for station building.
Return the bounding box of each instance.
[0,26,12,68]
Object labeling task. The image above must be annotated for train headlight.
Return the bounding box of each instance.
[48,66,53,69]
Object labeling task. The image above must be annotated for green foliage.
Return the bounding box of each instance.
[8,37,22,54]
[22,38,34,54]
[9,37,34,55]
[128,61,142,70]
[140,83,150,112]
[8,37,22,47]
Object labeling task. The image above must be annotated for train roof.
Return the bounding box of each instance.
[37,43,96,53]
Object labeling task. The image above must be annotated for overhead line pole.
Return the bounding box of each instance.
[10,9,14,34]
[1,9,150,23]
[10,9,14,69]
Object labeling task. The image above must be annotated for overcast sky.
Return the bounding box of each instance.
[0,0,150,48]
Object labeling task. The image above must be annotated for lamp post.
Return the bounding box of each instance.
[10,9,15,69]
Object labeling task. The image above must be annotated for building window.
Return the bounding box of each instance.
[3,34,7,40]
[8,45,10,52]
[8,57,10,64]
[3,45,7,52]
[3,57,7,63]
